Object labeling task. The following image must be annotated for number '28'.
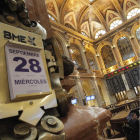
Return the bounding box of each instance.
[13,57,42,73]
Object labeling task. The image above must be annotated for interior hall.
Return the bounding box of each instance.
[0,0,139,140]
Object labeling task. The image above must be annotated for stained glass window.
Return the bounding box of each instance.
[101,45,116,69]
[86,49,99,70]
[127,8,140,19]
[81,32,88,37]
[48,14,56,21]
[136,27,140,44]
[110,19,122,30]
[117,36,135,61]
[95,30,106,39]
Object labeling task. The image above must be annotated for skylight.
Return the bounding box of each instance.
[127,8,140,19]
[110,19,122,30]
[95,29,106,39]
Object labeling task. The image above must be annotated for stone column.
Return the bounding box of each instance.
[91,78,103,107]
[114,47,124,67]
[96,55,104,75]
[83,50,92,73]
[130,37,139,59]
[111,47,121,67]
[75,78,85,106]
[81,50,90,73]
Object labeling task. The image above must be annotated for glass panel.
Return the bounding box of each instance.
[136,27,140,44]
[117,36,135,61]
[101,45,116,68]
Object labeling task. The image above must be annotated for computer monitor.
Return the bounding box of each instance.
[86,96,91,101]
[90,95,95,100]
[71,98,77,104]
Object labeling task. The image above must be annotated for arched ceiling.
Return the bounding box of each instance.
[45,0,139,39]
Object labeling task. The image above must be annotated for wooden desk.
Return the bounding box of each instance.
[110,111,129,123]
[110,111,130,135]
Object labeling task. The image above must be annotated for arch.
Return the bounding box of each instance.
[101,45,117,69]
[109,19,123,30]
[45,0,60,22]
[64,12,77,31]
[69,38,89,70]
[96,41,114,73]
[97,41,112,54]
[131,23,140,52]
[85,48,99,70]
[77,6,89,32]
[90,21,105,39]
[113,31,138,64]
[82,79,97,107]
[81,21,90,38]
[69,85,79,106]
[53,31,70,57]
[85,44,101,71]
[94,29,106,39]
[123,0,139,16]
[106,10,123,27]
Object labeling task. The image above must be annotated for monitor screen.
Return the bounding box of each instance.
[90,95,95,100]
[86,96,91,101]
[71,98,77,104]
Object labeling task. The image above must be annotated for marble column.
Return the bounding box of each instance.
[91,78,103,107]
[114,47,124,67]
[130,38,139,59]
[130,37,139,59]
[75,78,85,106]
[96,55,104,75]
[84,51,92,73]
[81,50,90,73]
[112,47,121,67]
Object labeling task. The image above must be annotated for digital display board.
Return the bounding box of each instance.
[90,95,95,100]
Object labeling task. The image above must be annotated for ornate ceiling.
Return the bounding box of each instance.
[45,0,139,39]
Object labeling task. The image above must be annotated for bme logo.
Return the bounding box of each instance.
[4,31,36,46]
